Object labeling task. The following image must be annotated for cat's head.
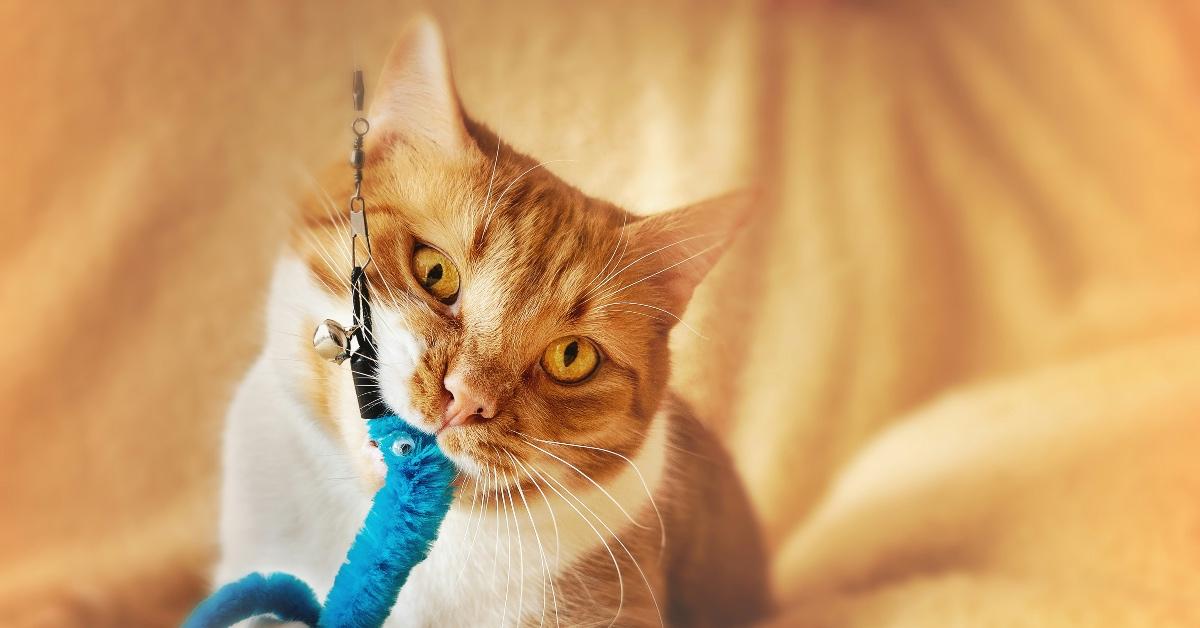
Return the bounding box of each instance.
[290,17,751,494]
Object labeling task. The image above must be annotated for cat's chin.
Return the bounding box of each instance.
[435,430,486,477]
[435,426,523,492]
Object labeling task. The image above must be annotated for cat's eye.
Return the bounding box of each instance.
[411,245,460,304]
[542,336,600,384]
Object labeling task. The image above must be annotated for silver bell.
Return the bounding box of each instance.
[313,319,352,364]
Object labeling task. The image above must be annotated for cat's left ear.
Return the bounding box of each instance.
[620,190,758,310]
[369,15,469,154]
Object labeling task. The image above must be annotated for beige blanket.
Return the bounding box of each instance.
[3,1,1199,625]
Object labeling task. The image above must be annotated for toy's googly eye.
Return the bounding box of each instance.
[391,437,415,457]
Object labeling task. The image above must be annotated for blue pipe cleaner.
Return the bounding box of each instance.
[184,415,456,628]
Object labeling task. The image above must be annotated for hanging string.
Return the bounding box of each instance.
[348,68,372,270]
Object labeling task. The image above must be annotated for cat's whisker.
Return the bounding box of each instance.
[454,466,493,587]
[268,362,396,384]
[660,440,722,464]
[513,457,563,573]
[273,326,398,367]
[601,308,707,341]
[311,176,353,241]
[320,475,360,483]
[521,461,626,628]
[279,372,345,385]
[582,212,629,294]
[311,216,354,266]
[482,159,577,239]
[348,352,401,370]
[297,374,383,388]
[346,367,388,386]
[516,433,666,554]
[477,138,501,239]
[460,470,484,530]
[364,253,419,313]
[371,273,437,347]
[499,467,515,627]
[313,214,352,264]
[591,241,724,305]
[455,472,482,561]
[595,301,708,340]
[370,263,440,332]
[356,317,417,371]
[569,568,601,611]
[506,452,558,628]
[581,232,719,301]
[518,446,667,624]
[489,465,506,610]
[515,462,588,616]
[494,465,515,627]
[288,163,352,244]
[353,321,387,353]
[265,356,312,364]
[601,308,666,322]
[297,225,342,267]
[532,463,664,628]
[298,228,349,284]
[274,328,405,373]
[295,189,412,340]
[370,275,409,323]
[356,396,389,414]
[459,472,481,543]
[519,438,649,533]
[436,495,478,628]
[502,470,527,627]
[292,163,349,227]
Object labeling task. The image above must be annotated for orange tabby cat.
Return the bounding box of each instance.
[216,16,769,627]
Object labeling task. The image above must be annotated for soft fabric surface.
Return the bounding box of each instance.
[3,1,1200,626]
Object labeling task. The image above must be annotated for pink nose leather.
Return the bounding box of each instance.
[442,372,497,428]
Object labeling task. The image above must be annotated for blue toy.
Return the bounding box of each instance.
[184,415,456,628]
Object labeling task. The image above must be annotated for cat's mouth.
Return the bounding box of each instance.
[360,421,488,490]
[375,371,517,486]
[431,416,521,487]
[434,411,486,434]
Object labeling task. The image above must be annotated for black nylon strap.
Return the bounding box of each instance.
[350,265,386,420]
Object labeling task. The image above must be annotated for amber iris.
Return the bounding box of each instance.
[542,336,600,383]
[412,245,460,304]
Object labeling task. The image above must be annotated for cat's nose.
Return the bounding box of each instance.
[442,371,497,428]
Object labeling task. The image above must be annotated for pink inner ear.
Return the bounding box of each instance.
[368,15,469,153]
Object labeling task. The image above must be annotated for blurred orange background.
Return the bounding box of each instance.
[3,1,1200,626]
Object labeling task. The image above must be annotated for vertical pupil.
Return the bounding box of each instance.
[424,263,443,286]
[563,341,579,367]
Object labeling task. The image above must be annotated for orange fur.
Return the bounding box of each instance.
[292,51,750,496]
[289,17,768,625]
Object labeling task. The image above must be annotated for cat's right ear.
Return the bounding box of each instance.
[369,15,469,154]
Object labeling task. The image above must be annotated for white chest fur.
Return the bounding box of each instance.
[216,256,669,627]
[392,413,668,627]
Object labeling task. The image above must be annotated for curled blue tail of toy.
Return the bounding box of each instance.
[182,572,321,628]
